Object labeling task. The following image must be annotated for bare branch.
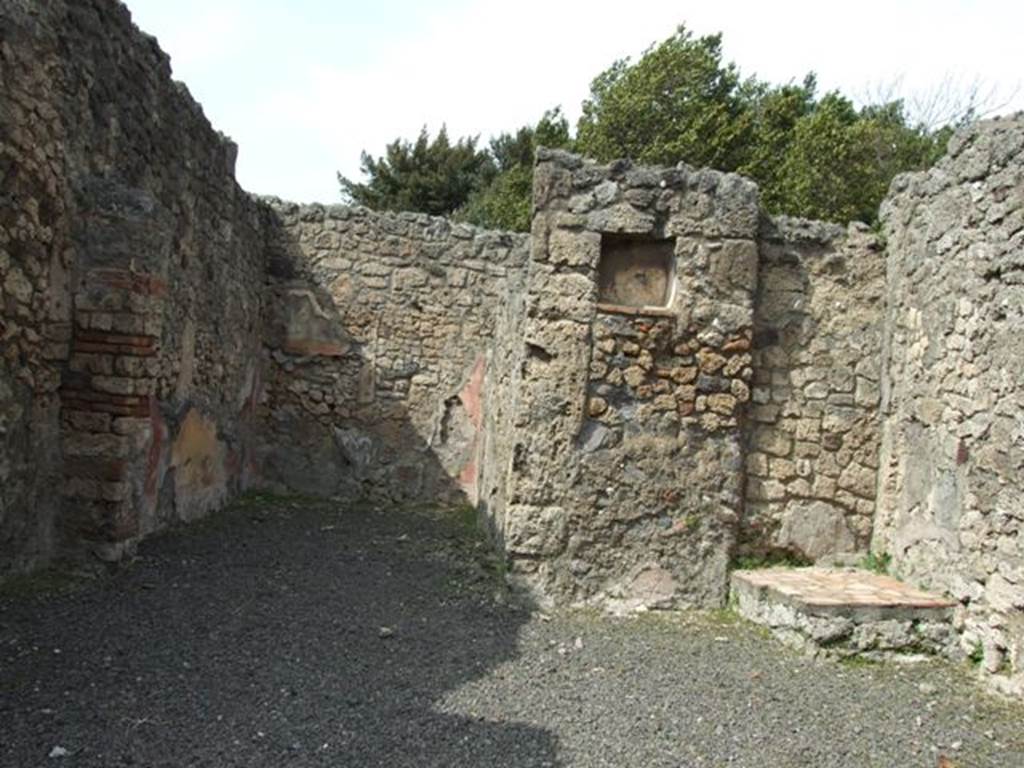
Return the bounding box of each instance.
[856,73,1022,130]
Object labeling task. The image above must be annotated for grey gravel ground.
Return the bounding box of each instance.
[1,496,1021,768]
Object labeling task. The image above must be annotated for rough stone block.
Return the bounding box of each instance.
[505,505,567,556]
[774,501,857,561]
[549,229,601,268]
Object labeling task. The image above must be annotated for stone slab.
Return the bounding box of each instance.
[731,567,957,660]
[733,567,954,620]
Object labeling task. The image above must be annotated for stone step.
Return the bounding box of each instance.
[731,567,957,661]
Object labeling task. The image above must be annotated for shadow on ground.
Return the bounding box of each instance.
[0,496,558,767]
[4,495,1024,768]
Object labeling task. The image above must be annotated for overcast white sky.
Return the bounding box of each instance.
[122,0,1023,203]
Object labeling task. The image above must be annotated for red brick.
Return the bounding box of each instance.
[91,269,168,298]
[72,342,123,355]
[74,341,156,357]
[61,388,144,405]
[77,330,155,347]
[63,404,147,417]
[61,388,150,416]
[64,456,129,482]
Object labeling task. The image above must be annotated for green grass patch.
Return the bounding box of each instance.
[968,641,985,667]
[859,551,892,575]
[232,489,323,509]
[0,565,95,601]
[445,502,480,535]
[837,654,880,669]
[706,607,741,626]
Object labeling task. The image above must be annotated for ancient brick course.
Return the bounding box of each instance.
[1,0,267,563]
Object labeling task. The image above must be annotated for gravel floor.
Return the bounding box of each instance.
[1,496,1021,768]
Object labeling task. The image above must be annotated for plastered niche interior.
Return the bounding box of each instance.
[596,235,675,311]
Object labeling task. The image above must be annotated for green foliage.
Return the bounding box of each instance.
[737,75,819,212]
[837,654,880,669]
[681,513,701,533]
[338,126,494,217]
[341,110,571,232]
[968,641,985,667]
[773,92,868,222]
[773,94,946,223]
[458,108,572,232]
[707,607,742,626]
[577,26,751,171]
[534,108,574,154]
[859,551,892,575]
[340,25,958,228]
[574,25,951,224]
[458,164,533,232]
[446,501,480,536]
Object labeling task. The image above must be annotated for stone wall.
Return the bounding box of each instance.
[477,259,530,546]
[497,151,761,610]
[1,0,534,570]
[4,3,1024,701]
[1,0,268,569]
[875,116,1024,696]
[258,202,529,505]
[0,0,74,572]
[743,217,885,562]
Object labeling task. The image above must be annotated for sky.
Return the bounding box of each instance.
[122,0,1024,204]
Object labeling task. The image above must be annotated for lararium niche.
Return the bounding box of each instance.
[498,149,762,611]
[597,235,675,312]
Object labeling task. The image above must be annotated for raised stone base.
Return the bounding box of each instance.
[731,567,957,661]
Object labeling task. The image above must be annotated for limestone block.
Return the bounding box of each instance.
[586,204,656,234]
[505,505,567,556]
[549,229,601,268]
[754,430,791,458]
[838,463,877,499]
[775,501,858,560]
[709,239,759,292]
[986,573,1024,614]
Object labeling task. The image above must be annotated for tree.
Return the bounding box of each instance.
[576,26,753,171]
[457,164,534,232]
[775,94,947,223]
[575,24,956,224]
[737,75,818,214]
[338,111,571,231]
[772,93,866,222]
[338,126,493,217]
[341,25,963,228]
[458,108,572,232]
